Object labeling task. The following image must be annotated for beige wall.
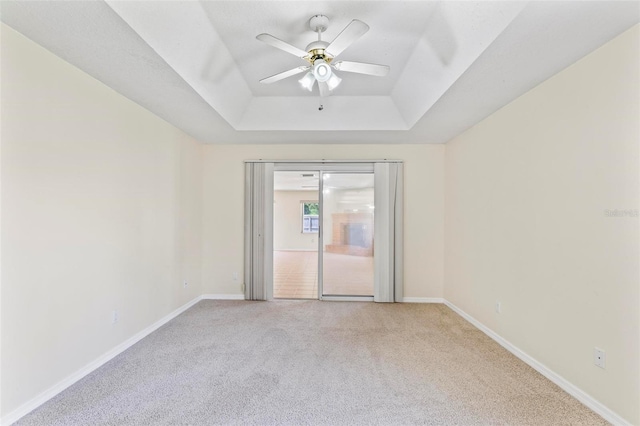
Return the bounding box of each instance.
[444,25,639,424]
[1,24,203,417]
[202,145,445,298]
[274,190,318,251]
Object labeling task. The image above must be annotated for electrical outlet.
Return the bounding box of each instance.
[495,301,501,314]
[594,347,606,369]
[111,310,119,325]
[233,272,239,281]
[183,281,188,289]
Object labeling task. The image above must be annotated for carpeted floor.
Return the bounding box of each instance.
[16,301,607,425]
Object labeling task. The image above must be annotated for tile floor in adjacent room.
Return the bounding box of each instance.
[273,250,374,299]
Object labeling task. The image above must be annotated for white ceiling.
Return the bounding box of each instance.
[274,171,374,191]
[2,1,638,144]
[275,171,321,191]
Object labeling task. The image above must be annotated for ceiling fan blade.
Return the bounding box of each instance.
[256,33,309,58]
[259,66,310,84]
[332,61,389,77]
[325,19,369,58]
[318,81,330,98]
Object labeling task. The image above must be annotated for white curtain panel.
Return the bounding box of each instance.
[244,162,274,301]
[374,162,404,303]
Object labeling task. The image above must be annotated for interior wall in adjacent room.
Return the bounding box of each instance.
[444,24,639,424]
[274,190,318,251]
[1,24,203,418]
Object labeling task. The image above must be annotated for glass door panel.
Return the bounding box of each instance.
[321,173,374,297]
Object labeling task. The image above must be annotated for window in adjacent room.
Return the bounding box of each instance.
[302,201,319,233]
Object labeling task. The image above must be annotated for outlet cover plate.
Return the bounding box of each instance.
[594,347,606,369]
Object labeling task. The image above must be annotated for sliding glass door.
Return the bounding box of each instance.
[272,165,375,300]
[246,161,402,303]
[320,172,374,297]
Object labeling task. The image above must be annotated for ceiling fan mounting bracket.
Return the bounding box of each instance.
[309,15,329,33]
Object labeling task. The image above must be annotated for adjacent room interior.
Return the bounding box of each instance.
[273,172,322,299]
[273,170,376,299]
[1,1,638,425]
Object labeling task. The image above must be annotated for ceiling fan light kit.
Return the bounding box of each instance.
[299,72,315,91]
[326,73,342,91]
[257,14,390,98]
[312,59,332,82]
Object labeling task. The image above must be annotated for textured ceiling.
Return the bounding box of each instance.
[1,1,638,144]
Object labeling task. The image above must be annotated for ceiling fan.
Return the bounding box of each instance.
[256,15,390,97]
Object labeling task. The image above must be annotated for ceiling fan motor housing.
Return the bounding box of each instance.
[305,40,332,63]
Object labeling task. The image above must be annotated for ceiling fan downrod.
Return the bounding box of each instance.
[306,15,332,64]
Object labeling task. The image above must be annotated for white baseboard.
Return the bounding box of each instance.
[3,295,628,426]
[201,293,245,300]
[402,297,444,303]
[1,296,202,426]
[443,300,631,426]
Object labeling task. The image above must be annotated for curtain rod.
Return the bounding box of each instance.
[244,160,403,163]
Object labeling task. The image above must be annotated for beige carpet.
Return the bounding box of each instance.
[16,301,607,425]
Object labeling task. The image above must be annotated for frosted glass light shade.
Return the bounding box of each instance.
[327,73,342,91]
[313,59,332,83]
[298,72,315,91]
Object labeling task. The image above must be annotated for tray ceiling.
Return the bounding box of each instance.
[1,1,638,144]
